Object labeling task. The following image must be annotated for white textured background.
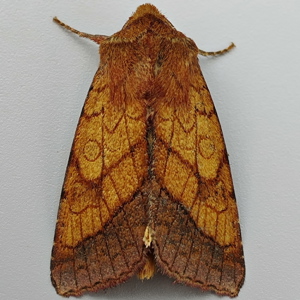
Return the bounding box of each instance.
[1,1,300,299]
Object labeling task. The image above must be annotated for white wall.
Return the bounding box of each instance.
[1,1,300,299]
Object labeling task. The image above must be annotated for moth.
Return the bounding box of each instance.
[51,4,245,297]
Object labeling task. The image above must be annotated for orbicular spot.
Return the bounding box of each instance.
[83,139,101,162]
[199,137,215,159]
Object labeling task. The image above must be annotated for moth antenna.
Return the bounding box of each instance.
[53,17,108,44]
[198,42,235,56]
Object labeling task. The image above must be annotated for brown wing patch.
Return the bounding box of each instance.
[51,192,148,296]
[151,190,244,297]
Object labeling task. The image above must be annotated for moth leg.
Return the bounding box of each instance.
[53,17,108,44]
[198,42,235,56]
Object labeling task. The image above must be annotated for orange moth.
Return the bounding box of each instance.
[51,4,245,297]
